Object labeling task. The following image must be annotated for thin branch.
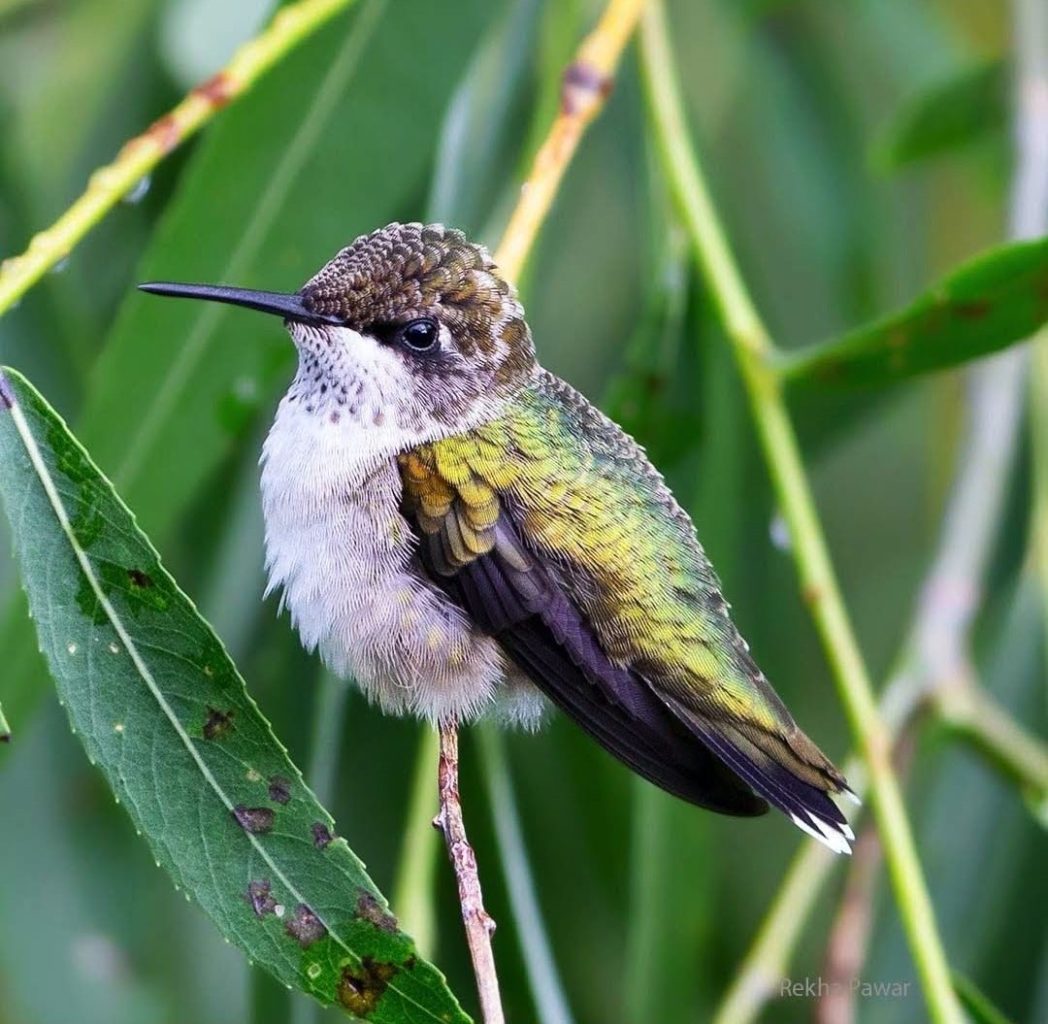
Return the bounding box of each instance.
[0,0,357,318]
[493,0,647,283]
[711,826,840,1023]
[1012,0,1048,239]
[815,824,884,1024]
[710,672,920,1024]
[435,723,504,1024]
[915,0,1048,796]
[816,729,915,1024]
[639,3,963,1021]
[914,352,1026,692]
[708,646,1025,1023]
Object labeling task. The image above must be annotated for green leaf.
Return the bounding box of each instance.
[874,60,1006,172]
[0,366,470,1024]
[777,238,1048,388]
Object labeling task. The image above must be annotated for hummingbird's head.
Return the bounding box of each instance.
[140,222,535,442]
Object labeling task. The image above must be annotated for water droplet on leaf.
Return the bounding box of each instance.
[123,175,152,204]
[769,513,791,551]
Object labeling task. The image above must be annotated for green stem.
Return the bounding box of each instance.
[711,604,1048,1022]
[392,726,442,958]
[477,723,575,1024]
[624,781,667,1022]
[0,0,357,319]
[639,4,963,1022]
[711,0,1048,1007]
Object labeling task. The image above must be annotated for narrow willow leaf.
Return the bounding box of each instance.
[874,60,1006,172]
[777,238,1048,388]
[0,367,470,1024]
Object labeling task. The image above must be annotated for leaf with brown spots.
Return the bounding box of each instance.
[286,904,328,947]
[268,775,292,804]
[777,237,1048,388]
[339,959,400,1018]
[0,367,470,1023]
[247,880,278,917]
[357,892,399,934]
[203,706,235,740]
[232,805,275,834]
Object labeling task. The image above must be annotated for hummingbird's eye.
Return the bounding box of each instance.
[393,317,439,353]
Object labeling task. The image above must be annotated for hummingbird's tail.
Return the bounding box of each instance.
[500,618,772,818]
[671,706,856,854]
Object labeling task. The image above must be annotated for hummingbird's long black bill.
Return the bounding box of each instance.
[137,282,344,326]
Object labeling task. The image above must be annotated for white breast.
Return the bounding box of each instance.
[259,392,507,723]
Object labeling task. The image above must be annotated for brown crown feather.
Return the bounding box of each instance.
[299,222,533,368]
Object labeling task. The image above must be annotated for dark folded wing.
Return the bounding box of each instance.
[412,508,766,817]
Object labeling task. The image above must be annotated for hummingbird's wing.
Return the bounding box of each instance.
[400,371,853,851]
[403,474,766,816]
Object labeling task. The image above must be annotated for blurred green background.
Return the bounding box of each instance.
[0,1,1044,1022]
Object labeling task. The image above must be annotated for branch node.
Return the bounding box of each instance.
[561,61,613,115]
[192,71,236,109]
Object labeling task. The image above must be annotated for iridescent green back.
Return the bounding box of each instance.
[403,369,799,740]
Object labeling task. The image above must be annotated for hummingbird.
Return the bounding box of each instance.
[140,222,855,854]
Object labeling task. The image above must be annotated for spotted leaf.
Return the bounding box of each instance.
[0,367,470,1024]
[777,238,1048,387]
